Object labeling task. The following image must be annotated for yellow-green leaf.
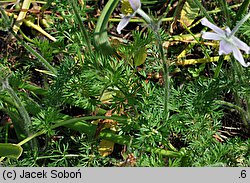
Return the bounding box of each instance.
[134,46,147,66]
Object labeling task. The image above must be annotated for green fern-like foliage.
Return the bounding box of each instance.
[240,19,250,39]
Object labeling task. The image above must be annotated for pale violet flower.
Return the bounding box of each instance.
[201,17,250,67]
[117,0,152,34]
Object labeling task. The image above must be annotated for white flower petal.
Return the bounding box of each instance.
[224,27,232,37]
[202,32,223,40]
[201,18,225,35]
[117,15,132,34]
[129,0,141,11]
[219,40,234,55]
[232,36,250,54]
[231,46,249,67]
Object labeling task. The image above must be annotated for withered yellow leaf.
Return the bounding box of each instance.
[180,0,200,27]
[98,140,114,157]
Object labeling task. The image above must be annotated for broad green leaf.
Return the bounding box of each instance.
[134,46,147,66]
[94,0,119,55]
[0,143,23,159]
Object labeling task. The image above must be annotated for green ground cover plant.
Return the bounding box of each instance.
[0,0,249,167]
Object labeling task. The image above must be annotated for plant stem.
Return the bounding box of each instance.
[234,0,250,24]
[155,32,170,121]
[9,115,184,159]
[232,59,249,129]
[213,56,224,79]
[137,8,170,120]
[0,7,57,75]
[1,79,31,136]
[230,11,250,38]
[10,29,57,76]
[0,73,37,149]
[70,0,92,52]
[218,0,231,27]
[193,0,214,23]
[215,100,249,127]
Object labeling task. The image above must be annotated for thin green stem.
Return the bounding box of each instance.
[155,32,170,121]
[234,0,250,24]
[52,116,127,129]
[231,59,249,129]
[19,29,35,43]
[10,29,57,76]
[18,130,45,146]
[215,100,248,127]
[70,0,92,52]
[246,97,250,127]
[218,0,231,27]
[231,56,244,83]
[1,79,31,136]
[16,116,127,147]
[180,20,210,59]
[136,8,170,120]
[12,115,183,159]
[0,73,37,148]
[0,110,185,163]
[193,0,214,23]
[230,11,250,38]
[214,56,224,79]
[36,154,81,160]
[0,7,57,76]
